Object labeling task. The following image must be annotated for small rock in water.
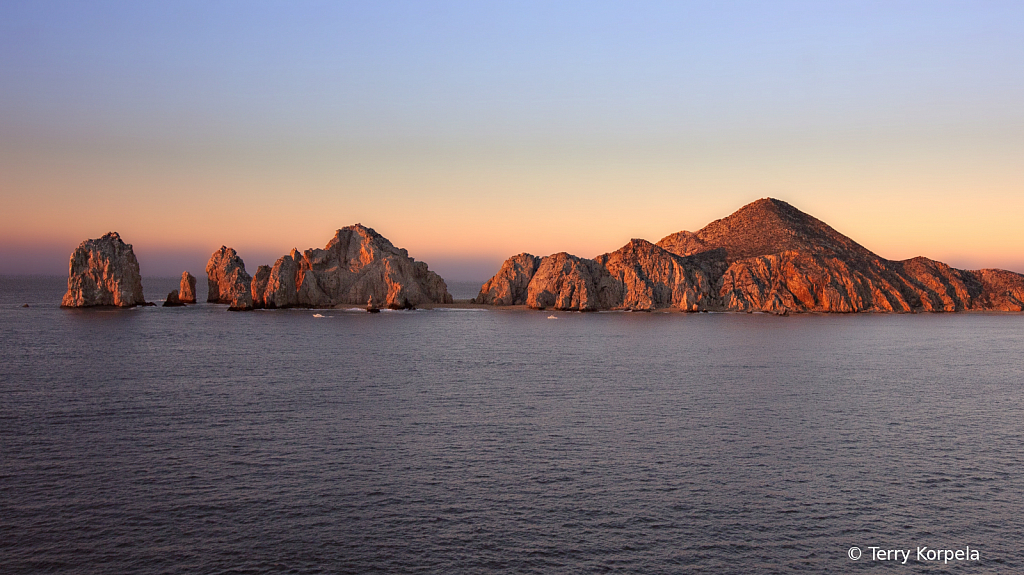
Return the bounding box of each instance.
[163,290,185,307]
[22,303,29,308]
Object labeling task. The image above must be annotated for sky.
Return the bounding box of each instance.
[1,1,1022,280]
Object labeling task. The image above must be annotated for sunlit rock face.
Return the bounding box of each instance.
[661,198,1023,313]
[179,271,197,303]
[61,232,146,308]
[972,269,1024,311]
[474,253,540,306]
[480,198,1024,313]
[474,251,614,311]
[476,242,712,312]
[255,224,453,309]
[206,246,253,310]
[523,252,613,311]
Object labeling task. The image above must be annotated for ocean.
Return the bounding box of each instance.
[2,276,1022,573]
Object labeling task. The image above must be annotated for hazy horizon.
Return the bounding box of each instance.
[2,2,1023,280]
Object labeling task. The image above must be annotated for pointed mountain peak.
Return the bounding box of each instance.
[611,238,667,257]
[660,198,876,261]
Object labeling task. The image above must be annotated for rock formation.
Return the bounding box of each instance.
[61,232,147,308]
[179,271,197,303]
[251,265,271,308]
[595,239,715,311]
[475,253,540,306]
[252,224,453,309]
[479,198,1024,313]
[163,290,184,307]
[475,252,616,311]
[206,247,253,310]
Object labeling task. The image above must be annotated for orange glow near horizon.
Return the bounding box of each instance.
[3,3,1023,280]
[3,138,1023,280]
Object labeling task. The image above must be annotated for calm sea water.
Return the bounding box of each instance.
[2,276,1022,574]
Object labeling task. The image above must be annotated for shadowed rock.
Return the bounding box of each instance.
[61,232,146,308]
[163,290,185,307]
[251,265,271,309]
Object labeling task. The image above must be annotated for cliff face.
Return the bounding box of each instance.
[254,224,453,309]
[475,253,540,306]
[595,239,715,311]
[61,232,146,308]
[206,247,253,310]
[474,252,615,311]
[479,198,1024,313]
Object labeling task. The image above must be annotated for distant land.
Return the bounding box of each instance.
[59,198,1024,313]
[475,198,1024,313]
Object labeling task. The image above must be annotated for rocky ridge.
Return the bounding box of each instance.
[477,198,1024,313]
[61,232,147,308]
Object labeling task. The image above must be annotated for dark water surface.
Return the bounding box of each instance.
[2,277,1022,573]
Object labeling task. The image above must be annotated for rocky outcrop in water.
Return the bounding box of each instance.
[253,224,453,309]
[61,232,147,308]
[163,290,184,307]
[206,247,253,310]
[479,198,1024,313]
[179,271,197,303]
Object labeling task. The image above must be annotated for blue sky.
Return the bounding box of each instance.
[2,1,1022,279]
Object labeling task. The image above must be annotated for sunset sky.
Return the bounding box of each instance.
[2,1,1022,280]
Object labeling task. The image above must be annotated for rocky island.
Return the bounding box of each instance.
[476,198,1024,313]
[203,224,453,310]
[61,232,148,308]
[252,224,453,309]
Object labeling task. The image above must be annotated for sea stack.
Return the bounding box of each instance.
[179,271,197,303]
[254,224,453,309]
[206,246,253,310]
[61,232,147,308]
